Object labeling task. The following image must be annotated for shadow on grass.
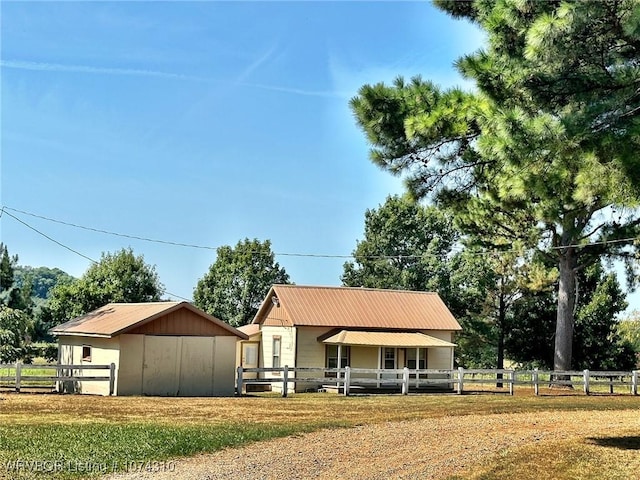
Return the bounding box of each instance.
[589,436,640,450]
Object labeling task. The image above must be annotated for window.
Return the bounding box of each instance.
[82,345,92,362]
[326,345,350,378]
[406,348,427,369]
[326,345,350,369]
[272,336,281,368]
[383,347,396,369]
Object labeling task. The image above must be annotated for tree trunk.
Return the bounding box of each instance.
[496,288,506,388]
[554,248,577,373]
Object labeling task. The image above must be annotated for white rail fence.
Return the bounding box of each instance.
[0,363,116,395]
[237,366,640,398]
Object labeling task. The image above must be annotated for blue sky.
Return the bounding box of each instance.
[2,1,487,302]
[5,1,636,312]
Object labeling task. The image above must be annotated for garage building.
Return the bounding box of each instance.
[51,301,247,396]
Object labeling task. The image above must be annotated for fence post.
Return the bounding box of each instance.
[457,367,464,395]
[109,363,116,396]
[533,368,539,396]
[509,370,514,396]
[632,371,638,396]
[282,365,289,398]
[236,366,243,396]
[15,362,21,393]
[583,369,590,395]
[402,367,409,395]
[344,367,351,396]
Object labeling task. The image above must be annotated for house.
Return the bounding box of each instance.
[242,285,461,393]
[50,301,247,396]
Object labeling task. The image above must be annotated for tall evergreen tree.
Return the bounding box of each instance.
[351,0,640,372]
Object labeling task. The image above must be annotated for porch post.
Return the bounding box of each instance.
[377,347,382,388]
[415,347,420,389]
[337,344,342,388]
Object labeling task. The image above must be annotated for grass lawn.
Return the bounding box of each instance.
[0,391,639,479]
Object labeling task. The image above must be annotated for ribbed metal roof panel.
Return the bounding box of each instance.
[263,285,461,330]
[50,302,247,339]
[322,330,456,347]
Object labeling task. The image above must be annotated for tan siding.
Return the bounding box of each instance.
[212,337,238,396]
[260,325,296,392]
[350,346,379,381]
[428,347,454,369]
[57,336,120,395]
[129,310,235,336]
[118,334,144,395]
[294,327,333,392]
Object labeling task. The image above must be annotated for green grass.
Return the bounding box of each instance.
[1,392,638,479]
[0,422,343,479]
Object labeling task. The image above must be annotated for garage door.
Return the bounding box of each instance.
[141,336,218,396]
[142,336,179,396]
[179,337,215,396]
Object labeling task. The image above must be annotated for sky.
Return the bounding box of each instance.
[2,1,637,312]
[1,1,488,302]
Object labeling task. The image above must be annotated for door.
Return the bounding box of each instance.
[142,336,179,396]
[241,342,259,379]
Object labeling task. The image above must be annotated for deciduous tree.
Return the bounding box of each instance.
[40,248,163,333]
[194,239,290,327]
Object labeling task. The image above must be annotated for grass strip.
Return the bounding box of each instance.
[0,421,347,479]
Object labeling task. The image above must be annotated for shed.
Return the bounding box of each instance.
[50,301,248,396]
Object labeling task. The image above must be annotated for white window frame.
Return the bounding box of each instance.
[272,336,281,369]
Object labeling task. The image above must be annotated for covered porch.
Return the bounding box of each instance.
[320,330,456,391]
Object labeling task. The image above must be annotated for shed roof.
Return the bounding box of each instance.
[321,330,456,348]
[50,301,248,339]
[253,285,461,331]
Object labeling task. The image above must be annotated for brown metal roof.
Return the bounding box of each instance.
[322,330,456,348]
[254,285,461,331]
[50,301,248,339]
[237,323,261,337]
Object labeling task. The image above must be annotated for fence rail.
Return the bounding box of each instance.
[237,366,640,397]
[0,363,116,395]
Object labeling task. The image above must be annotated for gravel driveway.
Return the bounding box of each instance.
[104,409,640,480]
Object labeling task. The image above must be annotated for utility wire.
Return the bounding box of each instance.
[2,205,639,260]
[1,207,192,302]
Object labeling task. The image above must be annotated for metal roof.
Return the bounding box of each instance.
[237,323,261,337]
[254,285,461,331]
[321,330,456,348]
[50,301,247,339]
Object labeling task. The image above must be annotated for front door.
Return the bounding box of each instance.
[241,342,259,379]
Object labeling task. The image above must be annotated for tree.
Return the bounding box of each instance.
[505,263,636,370]
[350,0,640,372]
[341,196,516,368]
[0,243,29,310]
[342,195,459,297]
[41,248,163,332]
[193,239,290,327]
[0,306,32,363]
[14,266,74,302]
[617,313,640,366]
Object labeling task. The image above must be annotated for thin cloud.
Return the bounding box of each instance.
[239,81,346,98]
[0,59,211,82]
[236,44,279,84]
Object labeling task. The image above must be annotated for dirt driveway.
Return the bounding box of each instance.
[104,408,640,480]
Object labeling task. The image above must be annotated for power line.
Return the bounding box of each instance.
[1,207,192,302]
[2,205,639,261]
